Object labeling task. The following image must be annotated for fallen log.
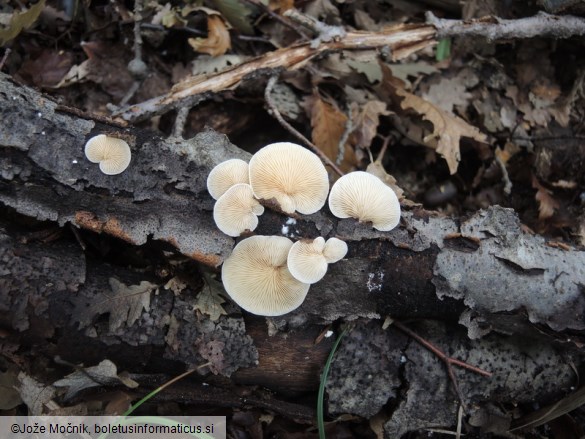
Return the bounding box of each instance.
[2,73,585,434]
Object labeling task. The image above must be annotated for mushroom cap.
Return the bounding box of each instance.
[328,171,401,231]
[84,134,131,175]
[213,183,265,237]
[222,236,310,316]
[207,159,250,200]
[287,237,329,284]
[323,237,348,263]
[249,142,330,214]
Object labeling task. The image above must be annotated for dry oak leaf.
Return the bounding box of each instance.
[532,175,559,220]
[396,89,487,174]
[73,278,156,332]
[306,93,356,172]
[197,340,225,375]
[194,273,227,321]
[351,100,390,150]
[188,15,231,57]
[17,372,56,415]
[53,360,138,401]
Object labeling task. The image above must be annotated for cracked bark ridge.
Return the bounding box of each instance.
[327,321,579,436]
[434,206,585,336]
[0,73,248,266]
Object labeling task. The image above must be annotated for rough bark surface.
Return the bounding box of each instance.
[1,73,585,434]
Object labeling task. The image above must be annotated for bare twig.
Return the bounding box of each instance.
[393,320,492,410]
[336,112,353,166]
[495,153,512,195]
[284,9,346,48]
[132,0,144,65]
[375,135,391,164]
[426,10,585,40]
[264,75,344,177]
[0,48,11,71]
[241,0,310,40]
[172,106,191,139]
[121,0,148,106]
[119,81,141,107]
[69,224,87,251]
[114,24,436,122]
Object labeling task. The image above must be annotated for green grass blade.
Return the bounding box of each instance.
[318,327,348,439]
[436,38,451,61]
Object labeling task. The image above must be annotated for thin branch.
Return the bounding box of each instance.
[495,153,512,195]
[121,0,148,106]
[172,106,191,139]
[393,320,492,410]
[132,0,144,64]
[241,0,310,40]
[264,75,344,177]
[114,24,436,122]
[426,10,585,41]
[0,48,11,71]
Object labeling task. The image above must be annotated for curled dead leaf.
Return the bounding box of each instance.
[532,175,559,220]
[188,15,231,57]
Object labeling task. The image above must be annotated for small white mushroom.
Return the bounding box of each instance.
[328,171,401,232]
[323,237,348,263]
[287,237,348,284]
[84,134,131,175]
[221,235,310,316]
[249,142,330,215]
[213,183,264,237]
[207,159,250,200]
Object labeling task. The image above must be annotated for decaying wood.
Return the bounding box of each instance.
[2,74,585,433]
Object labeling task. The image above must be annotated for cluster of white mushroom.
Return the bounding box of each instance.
[208,142,401,317]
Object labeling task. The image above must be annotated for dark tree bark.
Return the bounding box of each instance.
[1,73,585,435]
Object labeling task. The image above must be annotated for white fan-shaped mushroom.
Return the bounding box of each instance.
[328,171,400,231]
[249,142,329,214]
[221,236,310,316]
[207,159,250,200]
[84,134,131,175]
[213,184,264,237]
[287,237,348,284]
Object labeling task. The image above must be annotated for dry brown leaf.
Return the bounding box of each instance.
[0,367,22,410]
[532,175,559,220]
[421,75,472,114]
[269,0,294,13]
[351,100,390,150]
[396,88,487,174]
[307,93,356,172]
[188,15,231,57]
[194,273,227,321]
[197,340,225,375]
[53,360,138,401]
[366,161,404,200]
[73,278,156,332]
[18,372,56,415]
